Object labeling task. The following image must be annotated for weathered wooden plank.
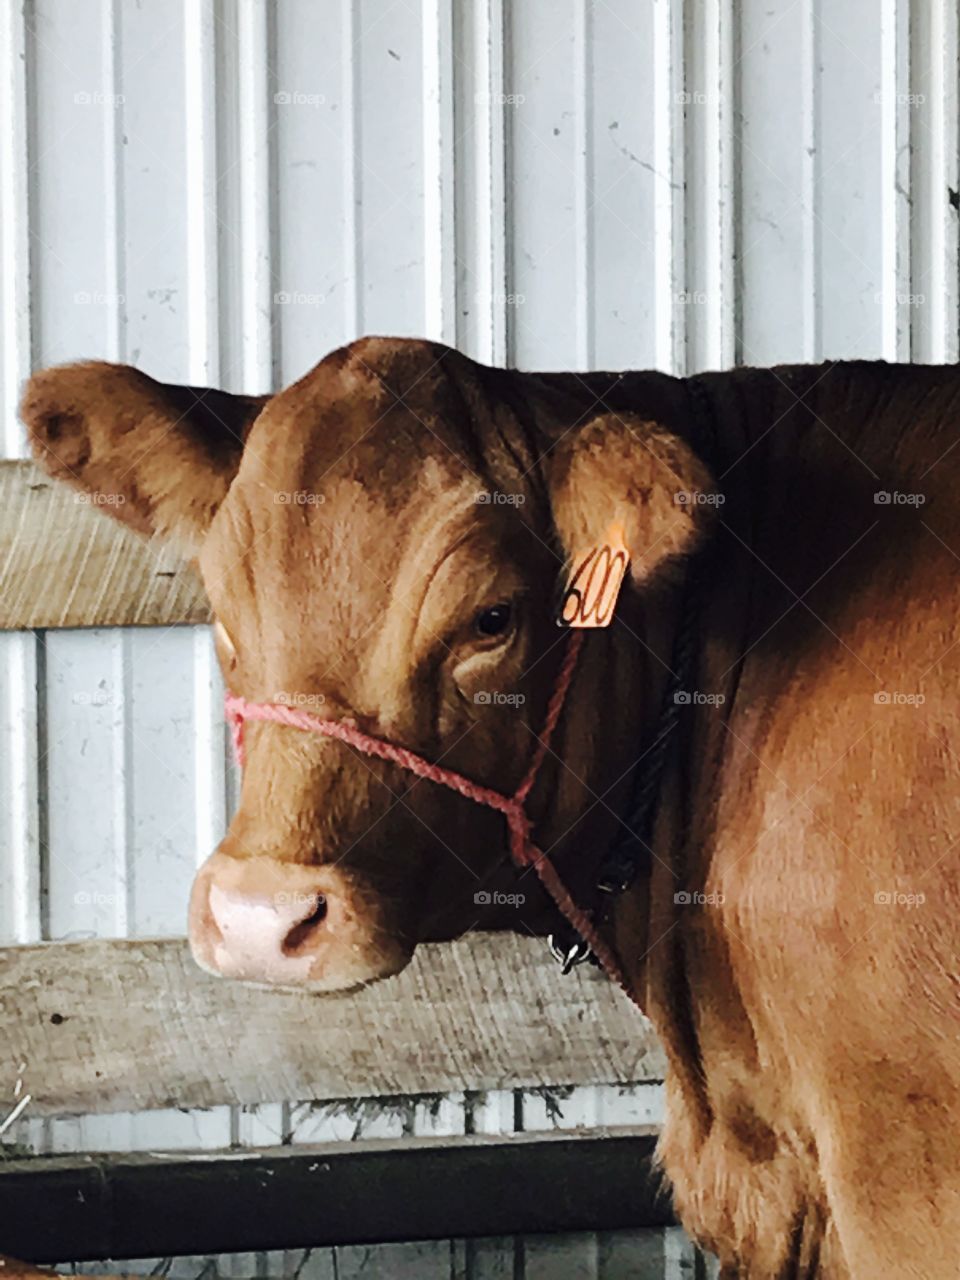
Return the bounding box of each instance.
[0,1130,672,1264]
[0,1264,118,1280]
[0,461,207,631]
[0,934,663,1118]
[0,1261,118,1280]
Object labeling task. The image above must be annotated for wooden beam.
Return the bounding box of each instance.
[0,1261,119,1280]
[0,461,208,630]
[0,1129,673,1263]
[0,934,663,1117]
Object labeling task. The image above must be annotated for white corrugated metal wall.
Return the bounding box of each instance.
[0,0,957,1275]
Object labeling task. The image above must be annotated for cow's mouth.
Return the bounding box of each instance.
[204,962,411,998]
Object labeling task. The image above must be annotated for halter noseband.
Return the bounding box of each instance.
[224,630,636,1003]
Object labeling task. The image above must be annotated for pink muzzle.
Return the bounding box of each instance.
[224,631,634,1000]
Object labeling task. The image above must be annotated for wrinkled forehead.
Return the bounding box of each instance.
[225,338,506,526]
[198,348,543,663]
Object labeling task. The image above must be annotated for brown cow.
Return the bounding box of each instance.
[21,337,960,1278]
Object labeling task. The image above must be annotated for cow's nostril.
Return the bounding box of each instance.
[282,894,328,956]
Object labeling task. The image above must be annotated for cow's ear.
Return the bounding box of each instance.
[21,361,269,555]
[548,411,717,585]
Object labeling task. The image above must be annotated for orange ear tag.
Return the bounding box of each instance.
[557,522,630,628]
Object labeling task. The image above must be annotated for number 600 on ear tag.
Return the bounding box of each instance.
[558,523,630,628]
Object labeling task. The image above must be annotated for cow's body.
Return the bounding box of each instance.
[504,357,960,1275]
[613,360,960,1276]
[22,342,960,1277]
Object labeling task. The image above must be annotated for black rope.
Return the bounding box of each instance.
[597,569,702,895]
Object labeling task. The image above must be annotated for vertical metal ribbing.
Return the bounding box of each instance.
[343,0,362,337]
[880,0,912,361]
[237,0,276,394]
[499,0,514,367]
[801,0,821,363]
[654,0,686,374]
[682,0,737,373]
[185,0,220,387]
[423,0,457,344]
[909,0,959,362]
[574,0,594,370]
[0,0,41,946]
[478,0,508,366]
[102,0,126,365]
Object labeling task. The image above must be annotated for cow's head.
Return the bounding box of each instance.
[23,338,715,992]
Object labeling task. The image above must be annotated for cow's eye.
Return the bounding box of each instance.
[473,602,512,639]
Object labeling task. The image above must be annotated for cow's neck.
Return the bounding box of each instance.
[506,362,865,1007]
[522,365,788,1001]
[528,359,890,1134]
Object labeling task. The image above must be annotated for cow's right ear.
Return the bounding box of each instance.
[21,361,269,555]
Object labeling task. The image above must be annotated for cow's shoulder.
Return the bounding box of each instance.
[268,337,492,427]
[308,335,464,398]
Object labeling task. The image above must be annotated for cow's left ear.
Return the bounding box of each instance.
[548,412,717,585]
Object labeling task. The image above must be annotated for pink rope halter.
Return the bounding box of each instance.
[224,631,635,1001]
